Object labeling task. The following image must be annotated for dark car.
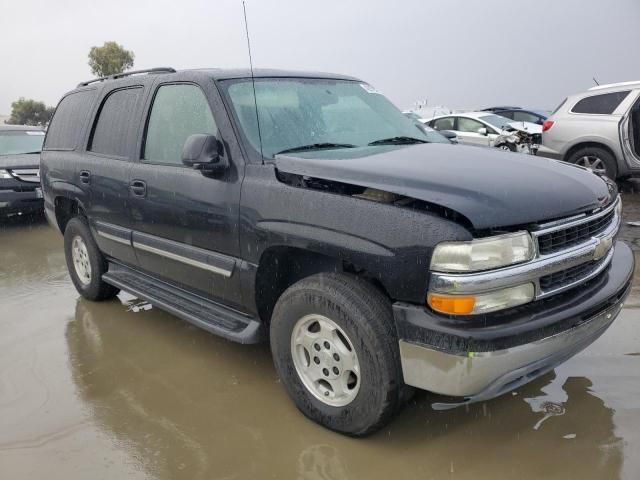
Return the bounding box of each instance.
[41,67,633,436]
[482,106,550,125]
[0,125,45,217]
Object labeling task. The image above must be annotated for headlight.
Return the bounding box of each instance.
[0,169,13,179]
[430,231,534,273]
[428,283,535,315]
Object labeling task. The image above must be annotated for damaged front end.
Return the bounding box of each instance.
[495,127,541,155]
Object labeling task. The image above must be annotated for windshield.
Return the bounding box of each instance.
[223,78,443,158]
[0,130,45,155]
[478,114,513,130]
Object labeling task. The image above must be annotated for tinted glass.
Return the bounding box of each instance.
[432,117,455,130]
[457,117,484,133]
[44,90,96,150]
[571,91,630,114]
[224,78,433,158]
[497,110,514,119]
[144,84,217,165]
[512,111,541,123]
[89,87,142,157]
[0,130,45,155]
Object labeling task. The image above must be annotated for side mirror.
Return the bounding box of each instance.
[181,134,228,174]
[477,127,488,136]
[440,130,458,143]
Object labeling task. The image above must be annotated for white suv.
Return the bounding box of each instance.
[538,81,640,180]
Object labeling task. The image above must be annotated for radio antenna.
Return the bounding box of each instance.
[242,1,264,164]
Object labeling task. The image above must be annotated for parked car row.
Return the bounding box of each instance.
[0,125,45,217]
[407,81,640,181]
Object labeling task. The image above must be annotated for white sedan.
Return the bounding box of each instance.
[423,111,542,151]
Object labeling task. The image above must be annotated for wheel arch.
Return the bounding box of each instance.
[253,245,391,326]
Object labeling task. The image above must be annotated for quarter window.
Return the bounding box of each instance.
[144,84,217,165]
[44,90,96,151]
[571,91,630,114]
[512,111,540,123]
[89,87,142,157]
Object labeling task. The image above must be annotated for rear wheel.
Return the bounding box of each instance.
[270,273,408,436]
[567,146,618,179]
[64,216,120,301]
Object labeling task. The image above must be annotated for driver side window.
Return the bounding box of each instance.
[457,117,484,133]
[432,117,455,131]
[144,84,218,166]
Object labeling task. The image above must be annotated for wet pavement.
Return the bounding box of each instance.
[1,195,639,480]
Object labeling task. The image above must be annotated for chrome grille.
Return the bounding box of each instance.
[539,261,600,291]
[535,199,618,256]
[9,168,40,183]
[537,208,615,255]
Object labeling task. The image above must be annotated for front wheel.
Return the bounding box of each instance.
[270,273,407,436]
[496,142,517,152]
[64,216,120,301]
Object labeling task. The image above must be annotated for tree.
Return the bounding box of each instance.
[88,41,135,77]
[6,98,55,126]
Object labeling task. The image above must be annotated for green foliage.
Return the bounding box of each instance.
[6,98,55,126]
[88,41,135,77]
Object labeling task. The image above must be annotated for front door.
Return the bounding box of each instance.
[455,117,492,147]
[129,81,245,308]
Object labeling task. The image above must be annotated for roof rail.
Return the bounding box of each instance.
[77,67,176,87]
[588,80,640,91]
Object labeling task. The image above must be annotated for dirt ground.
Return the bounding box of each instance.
[0,196,639,480]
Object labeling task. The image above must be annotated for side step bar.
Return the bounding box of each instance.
[103,263,265,344]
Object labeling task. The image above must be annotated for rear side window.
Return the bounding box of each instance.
[143,84,217,165]
[571,91,630,114]
[44,90,96,150]
[89,87,142,157]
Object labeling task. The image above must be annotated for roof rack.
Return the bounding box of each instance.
[77,67,176,87]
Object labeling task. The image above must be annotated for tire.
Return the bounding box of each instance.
[566,146,618,179]
[496,143,517,152]
[270,272,408,436]
[64,216,120,301]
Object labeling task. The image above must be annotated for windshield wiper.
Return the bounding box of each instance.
[274,143,356,155]
[23,151,42,154]
[368,136,428,146]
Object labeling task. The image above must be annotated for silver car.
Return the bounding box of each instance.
[425,112,542,152]
[538,81,640,180]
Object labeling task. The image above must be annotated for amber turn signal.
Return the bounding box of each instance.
[428,294,476,315]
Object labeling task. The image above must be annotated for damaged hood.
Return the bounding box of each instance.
[503,121,542,135]
[275,144,613,230]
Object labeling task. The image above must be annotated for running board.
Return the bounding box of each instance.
[102,263,265,344]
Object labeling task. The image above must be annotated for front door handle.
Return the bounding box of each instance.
[130,180,147,197]
[79,170,91,184]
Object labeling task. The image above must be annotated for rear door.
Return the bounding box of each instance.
[82,83,148,266]
[129,76,245,309]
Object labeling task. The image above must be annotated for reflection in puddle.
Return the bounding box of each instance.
[0,210,639,479]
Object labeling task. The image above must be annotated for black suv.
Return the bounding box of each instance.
[41,67,633,436]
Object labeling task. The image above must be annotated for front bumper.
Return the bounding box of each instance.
[0,185,43,216]
[394,241,634,408]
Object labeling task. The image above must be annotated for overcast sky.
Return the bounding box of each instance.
[1,0,640,114]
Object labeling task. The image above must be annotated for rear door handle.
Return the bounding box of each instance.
[79,170,91,184]
[130,180,147,197]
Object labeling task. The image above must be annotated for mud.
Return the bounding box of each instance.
[1,195,639,480]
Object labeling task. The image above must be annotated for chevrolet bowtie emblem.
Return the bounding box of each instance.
[593,237,613,261]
